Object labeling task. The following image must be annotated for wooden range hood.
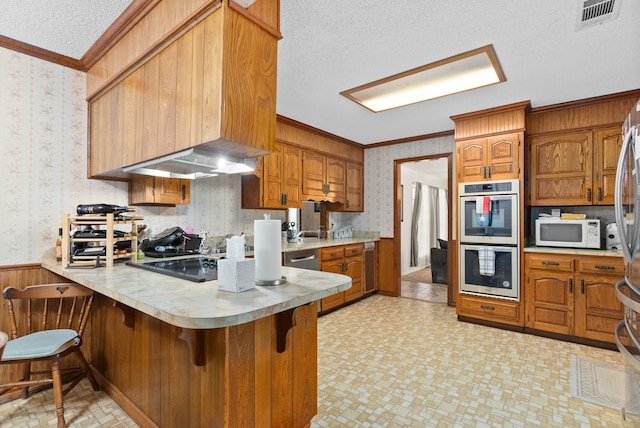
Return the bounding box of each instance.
[85,0,281,181]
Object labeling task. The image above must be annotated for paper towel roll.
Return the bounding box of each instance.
[254,217,282,282]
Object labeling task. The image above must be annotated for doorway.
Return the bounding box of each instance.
[394,153,453,305]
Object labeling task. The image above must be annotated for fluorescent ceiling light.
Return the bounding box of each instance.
[340,45,506,112]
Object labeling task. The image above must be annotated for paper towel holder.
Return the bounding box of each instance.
[256,276,287,286]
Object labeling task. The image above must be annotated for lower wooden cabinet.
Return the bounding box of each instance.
[524,252,624,343]
[320,244,363,312]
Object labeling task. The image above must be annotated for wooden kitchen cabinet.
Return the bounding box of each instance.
[456,132,521,182]
[241,142,302,209]
[129,176,190,205]
[528,126,622,206]
[344,161,364,212]
[320,244,363,312]
[87,1,279,180]
[302,152,346,203]
[524,252,625,344]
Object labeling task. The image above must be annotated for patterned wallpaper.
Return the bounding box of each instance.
[334,136,455,238]
[0,46,453,265]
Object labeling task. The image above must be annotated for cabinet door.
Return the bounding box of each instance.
[486,133,520,181]
[529,132,593,206]
[574,274,624,343]
[525,270,574,335]
[457,137,487,182]
[282,144,303,208]
[263,143,285,208]
[574,256,625,343]
[326,156,346,202]
[302,151,326,199]
[345,162,364,212]
[592,126,622,205]
[320,259,345,311]
[155,178,190,204]
[344,255,363,302]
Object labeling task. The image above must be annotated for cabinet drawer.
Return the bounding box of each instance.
[343,244,363,257]
[578,257,624,275]
[321,246,344,261]
[526,254,574,271]
[458,294,520,323]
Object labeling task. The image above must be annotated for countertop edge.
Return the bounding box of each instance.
[523,246,622,257]
[41,251,351,329]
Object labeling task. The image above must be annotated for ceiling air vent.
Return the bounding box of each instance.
[576,0,622,30]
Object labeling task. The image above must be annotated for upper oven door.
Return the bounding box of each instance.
[459,193,519,245]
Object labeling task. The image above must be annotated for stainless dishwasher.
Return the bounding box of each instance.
[283,248,320,271]
[284,248,321,311]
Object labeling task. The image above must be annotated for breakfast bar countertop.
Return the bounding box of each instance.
[41,249,351,330]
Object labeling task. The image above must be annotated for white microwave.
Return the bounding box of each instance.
[535,218,601,249]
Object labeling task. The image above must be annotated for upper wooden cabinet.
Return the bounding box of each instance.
[451,101,529,184]
[129,177,190,206]
[241,142,302,209]
[302,153,346,203]
[86,0,281,180]
[456,133,522,182]
[528,126,621,206]
[345,161,364,212]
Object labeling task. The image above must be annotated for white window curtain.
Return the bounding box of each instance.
[410,183,448,268]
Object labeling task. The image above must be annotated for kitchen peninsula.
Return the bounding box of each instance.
[41,250,351,428]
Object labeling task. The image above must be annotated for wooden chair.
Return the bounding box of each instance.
[0,283,100,427]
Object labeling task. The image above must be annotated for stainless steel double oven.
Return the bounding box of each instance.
[458,179,520,300]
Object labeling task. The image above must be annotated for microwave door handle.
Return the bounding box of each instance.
[615,126,635,264]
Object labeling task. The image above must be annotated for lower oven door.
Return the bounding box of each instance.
[459,244,519,300]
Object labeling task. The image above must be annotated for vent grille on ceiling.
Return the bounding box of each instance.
[576,0,621,30]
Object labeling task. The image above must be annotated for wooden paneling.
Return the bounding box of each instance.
[526,90,640,135]
[376,238,397,296]
[90,294,318,427]
[450,100,530,140]
[86,0,220,97]
[276,116,364,162]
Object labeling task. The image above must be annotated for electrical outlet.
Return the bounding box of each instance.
[243,223,252,235]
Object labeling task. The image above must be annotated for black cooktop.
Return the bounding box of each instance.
[126,257,218,282]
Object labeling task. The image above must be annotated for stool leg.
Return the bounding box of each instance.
[74,348,100,391]
[51,358,66,428]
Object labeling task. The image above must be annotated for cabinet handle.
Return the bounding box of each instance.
[587,188,592,202]
[181,184,186,201]
[598,187,603,201]
[595,265,615,270]
[482,167,487,179]
[487,166,491,178]
[569,278,573,293]
[581,279,585,294]
[480,305,495,311]
[542,261,559,266]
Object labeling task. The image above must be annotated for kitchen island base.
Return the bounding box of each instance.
[90,294,318,428]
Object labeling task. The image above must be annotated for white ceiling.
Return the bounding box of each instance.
[1,0,639,144]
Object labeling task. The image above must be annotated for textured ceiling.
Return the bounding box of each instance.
[0,0,133,59]
[0,0,639,144]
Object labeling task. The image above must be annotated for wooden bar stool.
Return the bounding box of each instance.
[0,283,100,428]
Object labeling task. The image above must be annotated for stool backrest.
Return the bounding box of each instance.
[3,283,94,339]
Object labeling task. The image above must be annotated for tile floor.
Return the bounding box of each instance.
[1,295,638,427]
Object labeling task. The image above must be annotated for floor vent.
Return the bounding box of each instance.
[576,0,621,30]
